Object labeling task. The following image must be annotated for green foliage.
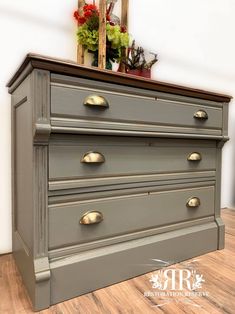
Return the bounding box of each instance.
[77,24,99,51]
[77,24,130,59]
[106,24,129,50]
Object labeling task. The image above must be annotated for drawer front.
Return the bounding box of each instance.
[49,185,215,249]
[49,136,216,181]
[51,85,222,130]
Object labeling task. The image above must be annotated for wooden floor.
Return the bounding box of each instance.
[1,209,235,314]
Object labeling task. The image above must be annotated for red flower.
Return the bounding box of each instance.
[73,10,80,21]
[84,10,93,18]
[83,4,97,12]
[78,17,86,25]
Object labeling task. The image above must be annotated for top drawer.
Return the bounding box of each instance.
[51,84,223,134]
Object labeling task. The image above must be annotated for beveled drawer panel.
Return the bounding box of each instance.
[51,85,223,132]
[49,136,216,181]
[48,185,215,249]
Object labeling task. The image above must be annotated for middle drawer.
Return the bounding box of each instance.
[49,135,216,181]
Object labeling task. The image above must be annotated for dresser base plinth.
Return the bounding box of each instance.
[13,219,222,311]
[48,222,218,309]
[12,231,51,311]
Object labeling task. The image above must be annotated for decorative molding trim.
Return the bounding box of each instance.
[8,62,33,94]
[217,139,228,149]
[48,171,216,191]
[31,69,51,144]
[14,96,28,109]
[51,125,228,140]
[34,256,51,283]
[34,123,51,145]
[35,271,51,283]
[49,133,217,146]
[33,146,48,258]
[50,117,222,137]
[215,217,225,249]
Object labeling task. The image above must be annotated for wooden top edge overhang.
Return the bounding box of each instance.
[7,53,232,102]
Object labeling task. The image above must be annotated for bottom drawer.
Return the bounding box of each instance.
[49,185,215,249]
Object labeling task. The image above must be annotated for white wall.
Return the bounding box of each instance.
[0,0,234,254]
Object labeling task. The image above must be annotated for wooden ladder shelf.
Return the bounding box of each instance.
[77,0,129,70]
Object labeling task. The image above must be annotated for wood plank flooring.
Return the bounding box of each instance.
[0,209,234,313]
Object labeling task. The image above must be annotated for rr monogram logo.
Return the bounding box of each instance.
[150,269,205,291]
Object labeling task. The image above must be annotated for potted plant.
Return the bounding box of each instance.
[120,40,158,78]
[74,2,130,70]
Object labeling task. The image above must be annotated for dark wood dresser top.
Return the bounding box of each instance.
[7,53,232,102]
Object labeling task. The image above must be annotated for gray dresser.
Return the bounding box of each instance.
[7,54,231,311]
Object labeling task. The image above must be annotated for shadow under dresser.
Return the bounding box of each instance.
[7,54,232,311]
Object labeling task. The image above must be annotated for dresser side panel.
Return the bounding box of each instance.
[12,76,33,252]
[11,76,37,309]
[11,70,51,311]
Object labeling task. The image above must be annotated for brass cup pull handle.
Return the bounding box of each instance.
[81,151,105,164]
[83,95,109,108]
[186,197,201,208]
[194,110,208,120]
[187,152,202,161]
[80,211,103,225]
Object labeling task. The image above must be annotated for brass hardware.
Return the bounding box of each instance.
[80,211,103,225]
[83,95,109,108]
[194,110,208,120]
[186,197,201,208]
[187,152,202,161]
[81,151,105,164]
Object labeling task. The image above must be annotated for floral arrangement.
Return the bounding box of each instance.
[74,2,130,69]
[73,1,158,77]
